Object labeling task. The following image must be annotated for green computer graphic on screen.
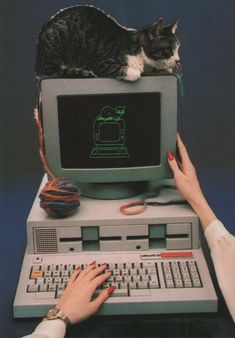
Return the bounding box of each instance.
[90,105,130,159]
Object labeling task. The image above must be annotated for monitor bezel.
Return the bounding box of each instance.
[40,75,177,184]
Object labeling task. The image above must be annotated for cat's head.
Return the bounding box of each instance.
[139,18,180,73]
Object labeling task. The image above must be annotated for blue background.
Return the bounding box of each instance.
[0,0,234,337]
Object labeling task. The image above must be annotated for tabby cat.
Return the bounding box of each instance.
[35,5,180,81]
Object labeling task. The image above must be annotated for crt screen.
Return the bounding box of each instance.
[58,92,161,169]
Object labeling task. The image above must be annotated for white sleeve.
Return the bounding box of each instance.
[204,219,235,322]
[21,319,66,338]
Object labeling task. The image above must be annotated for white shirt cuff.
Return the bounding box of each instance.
[22,319,66,338]
[204,219,230,250]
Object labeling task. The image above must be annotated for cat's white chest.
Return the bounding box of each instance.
[125,52,145,81]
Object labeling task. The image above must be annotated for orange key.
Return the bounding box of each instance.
[31,270,44,279]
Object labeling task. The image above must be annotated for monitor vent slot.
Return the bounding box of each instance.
[34,228,58,253]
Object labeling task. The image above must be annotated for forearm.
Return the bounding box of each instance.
[187,193,217,230]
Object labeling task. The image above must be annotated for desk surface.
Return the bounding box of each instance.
[1,170,234,337]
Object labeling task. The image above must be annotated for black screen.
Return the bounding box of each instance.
[58,92,161,169]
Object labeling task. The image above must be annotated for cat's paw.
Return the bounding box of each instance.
[124,68,141,81]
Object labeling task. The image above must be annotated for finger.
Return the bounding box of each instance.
[75,262,96,282]
[176,134,192,166]
[167,151,183,178]
[83,263,108,282]
[90,270,112,289]
[89,286,115,313]
[68,267,81,286]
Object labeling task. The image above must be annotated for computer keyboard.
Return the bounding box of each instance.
[27,259,202,300]
[13,250,217,317]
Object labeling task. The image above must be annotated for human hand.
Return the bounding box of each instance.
[167,133,216,229]
[167,133,204,204]
[56,262,114,324]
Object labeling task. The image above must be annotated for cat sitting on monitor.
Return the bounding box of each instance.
[35,5,180,81]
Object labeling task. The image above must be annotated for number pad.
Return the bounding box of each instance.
[162,260,202,288]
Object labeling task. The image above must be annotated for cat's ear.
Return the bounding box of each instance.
[166,20,179,34]
[138,18,163,45]
[148,18,164,40]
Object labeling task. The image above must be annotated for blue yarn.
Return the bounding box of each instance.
[173,73,185,97]
[39,178,81,218]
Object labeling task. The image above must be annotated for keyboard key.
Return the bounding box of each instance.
[45,277,53,284]
[30,270,43,280]
[32,265,41,272]
[166,280,174,288]
[48,264,57,271]
[129,282,137,289]
[112,289,128,297]
[48,284,57,292]
[150,275,158,283]
[102,283,111,289]
[63,277,69,283]
[147,268,157,275]
[113,269,121,276]
[173,273,181,279]
[141,275,149,282]
[52,271,60,278]
[54,277,62,284]
[67,264,74,271]
[124,276,132,283]
[192,278,202,287]
[44,271,52,278]
[39,285,48,292]
[58,284,65,291]
[61,271,69,278]
[175,279,183,288]
[134,263,142,269]
[133,275,141,283]
[184,279,192,288]
[120,282,128,289]
[189,266,197,272]
[138,269,147,276]
[130,289,150,296]
[108,263,116,269]
[117,263,124,269]
[125,263,133,269]
[27,285,39,292]
[35,277,44,285]
[56,290,64,299]
[138,281,148,289]
[165,273,173,280]
[149,281,159,289]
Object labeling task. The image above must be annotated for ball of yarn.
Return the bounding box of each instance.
[39,178,80,218]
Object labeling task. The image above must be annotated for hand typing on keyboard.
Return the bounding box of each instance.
[55,261,114,324]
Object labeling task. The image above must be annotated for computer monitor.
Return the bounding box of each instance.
[40,75,177,199]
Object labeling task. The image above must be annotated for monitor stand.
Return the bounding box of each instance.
[79,182,148,199]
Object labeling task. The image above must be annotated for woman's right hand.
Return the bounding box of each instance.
[56,262,114,324]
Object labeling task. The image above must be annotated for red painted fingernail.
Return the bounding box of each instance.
[107,285,115,296]
[101,262,107,266]
[89,260,96,265]
[76,266,80,270]
[167,151,175,161]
